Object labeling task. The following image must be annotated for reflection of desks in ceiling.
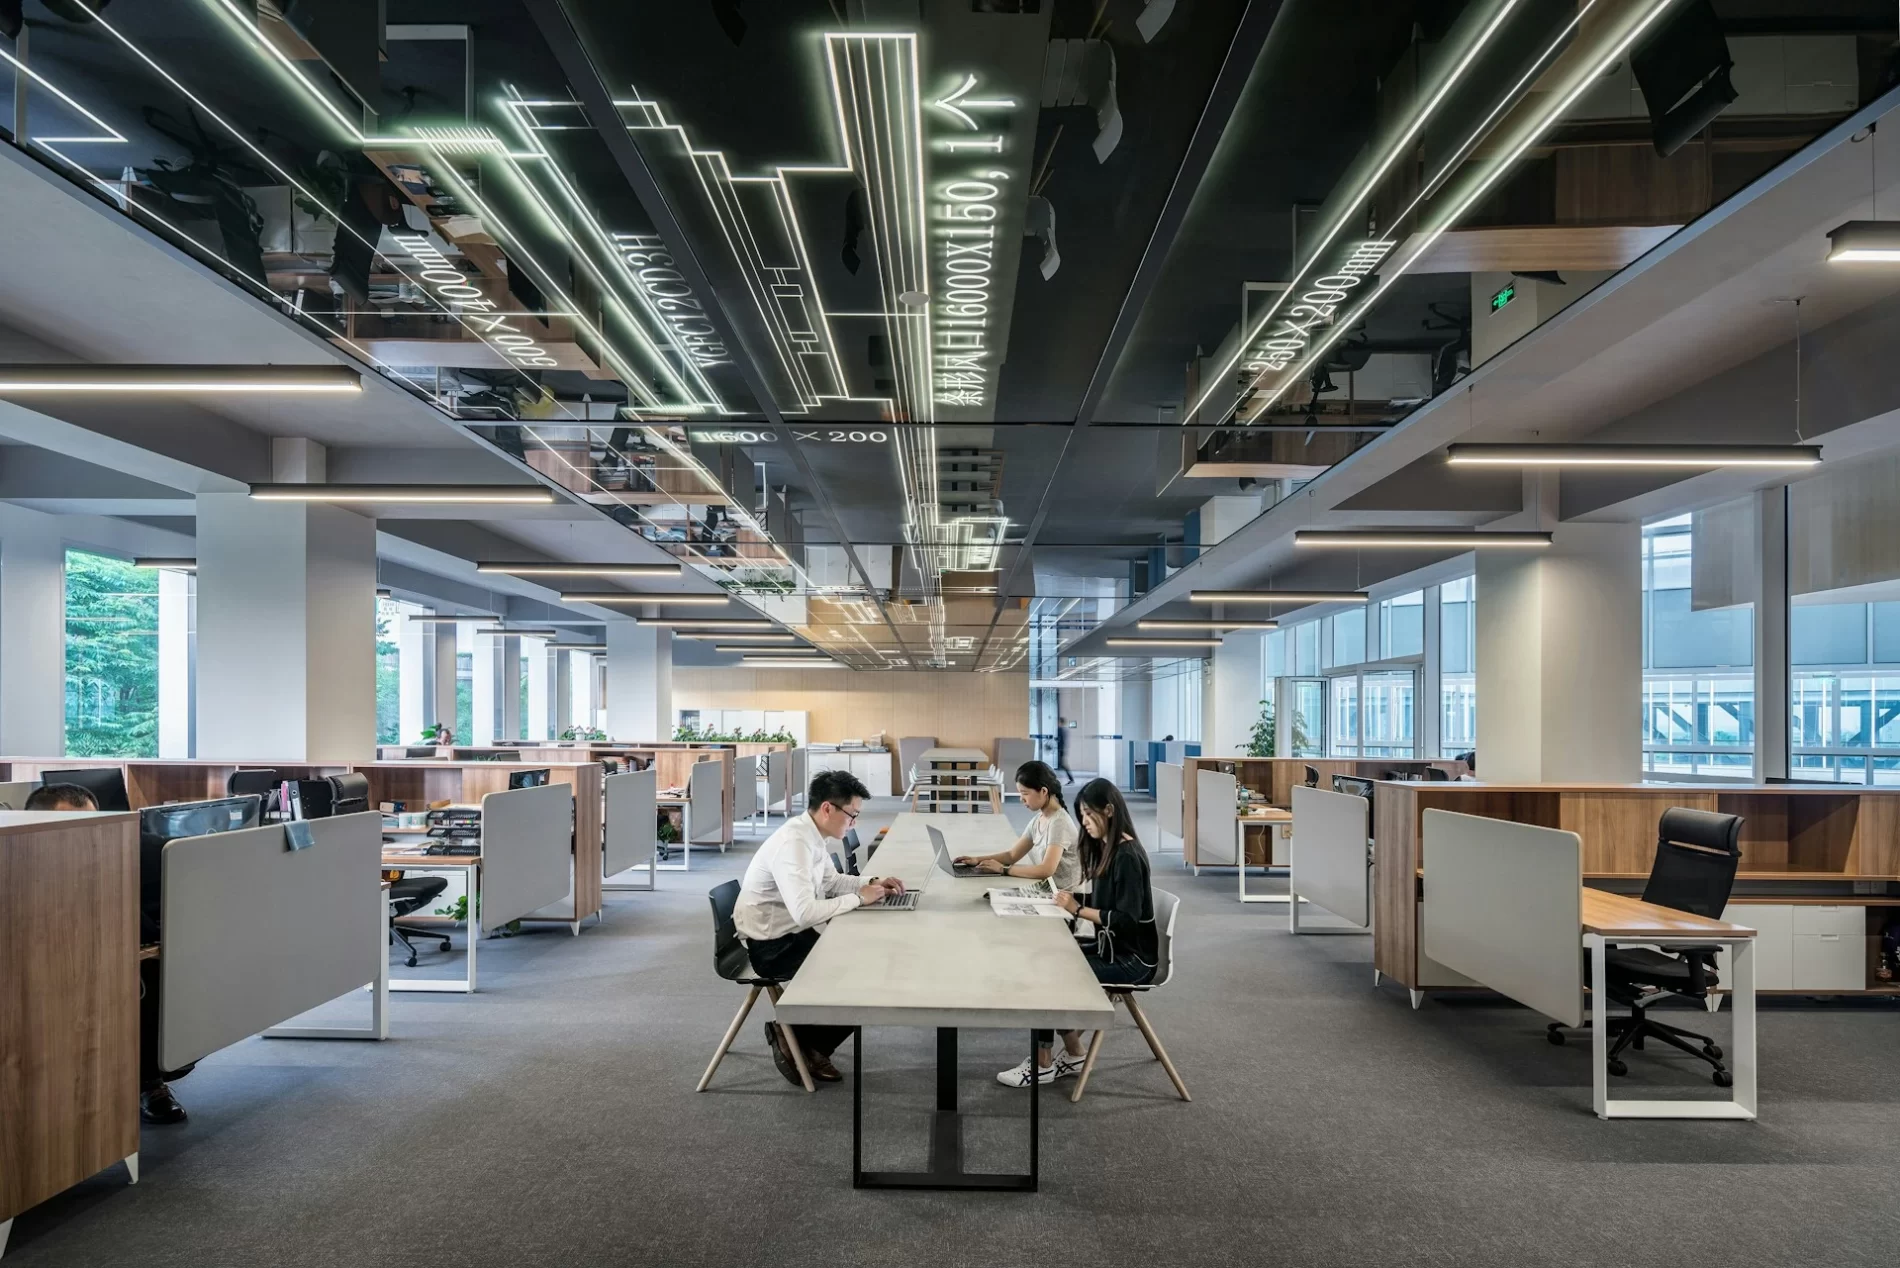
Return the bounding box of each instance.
[1399,225,1682,275]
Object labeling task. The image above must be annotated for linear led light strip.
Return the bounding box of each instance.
[1446,443,1821,468]
[1239,0,1680,419]
[1184,0,1528,422]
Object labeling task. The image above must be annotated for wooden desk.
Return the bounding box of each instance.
[1,812,140,1250]
[1579,890,1757,1121]
[776,813,1113,1190]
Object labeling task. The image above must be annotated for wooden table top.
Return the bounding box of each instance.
[1239,806,1294,822]
[382,852,481,868]
[1581,889,1755,938]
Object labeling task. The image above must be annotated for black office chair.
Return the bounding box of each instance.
[696,880,814,1093]
[387,873,453,967]
[228,768,282,819]
[1425,766,1451,782]
[1302,764,1320,788]
[841,828,867,875]
[1332,775,1374,799]
[328,772,371,816]
[1548,807,1743,1086]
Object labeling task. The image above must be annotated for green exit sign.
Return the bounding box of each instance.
[1490,282,1516,312]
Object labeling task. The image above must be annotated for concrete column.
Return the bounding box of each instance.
[1755,486,1790,780]
[1205,631,1264,756]
[498,634,522,741]
[1118,674,1150,785]
[525,637,550,741]
[195,493,377,760]
[1476,521,1642,783]
[399,605,428,745]
[157,568,194,758]
[0,518,66,755]
[553,648,573,738]
[606,621,672,740]
[431,622,458,731]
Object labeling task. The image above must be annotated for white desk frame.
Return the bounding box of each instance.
[264,884,391,1039]
[387,860,480,994]
[1586,932,1757,1121]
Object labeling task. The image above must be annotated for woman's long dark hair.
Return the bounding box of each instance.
[1074,778,1139,879]
[1014,760,1066,812]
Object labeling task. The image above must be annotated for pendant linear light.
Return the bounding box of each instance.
[473,626,561,637]
[743,658,842,668]
[1189,589,1368,605]
[0,364,361,393]
[636,617,776,629]
[559,592,733,606]
[558,643,608,652]
[1828,123,1898,262]
[1446,443,1821,468]
[249,484,556,504]
[1136,619,1278,631]
[133,557,196,571]
[1106,637,1222,649]
[476,562,683,578]
[1294,529,1552,548]
[405,613,503,623]
[673,632,798,643]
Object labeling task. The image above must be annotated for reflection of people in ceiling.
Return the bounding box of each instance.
[601,426,659,493]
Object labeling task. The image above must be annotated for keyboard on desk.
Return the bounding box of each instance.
[859,889,920,911]
[425,841,480,856]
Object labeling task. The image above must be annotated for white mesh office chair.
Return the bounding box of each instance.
[1069,887,1190,1103]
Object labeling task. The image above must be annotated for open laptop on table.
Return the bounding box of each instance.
[930,825,988,878]
[856,843,931,911]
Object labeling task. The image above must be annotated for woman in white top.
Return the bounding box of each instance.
[954,760,1082,891]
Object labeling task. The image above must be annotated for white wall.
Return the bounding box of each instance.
[0,513,65,755]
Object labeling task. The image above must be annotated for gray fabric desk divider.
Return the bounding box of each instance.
[687,758,725,845]
[1289,785,1373,933]
[480,783,576,928]
[765,749,790,814]
[603,768,658,890]
[1421,809,1583,1027]
[1156,762,1183,851]
[733,756,759,822]
[1194,768,1239,866]
[788,747,808,812]
[160,811,384,1072]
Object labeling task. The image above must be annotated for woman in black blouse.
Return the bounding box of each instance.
[997,777,1157,1087]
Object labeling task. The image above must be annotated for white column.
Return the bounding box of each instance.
[525,636,550,741]
[1205,631,1264,756]
[1420,585,1443,759]
[194,493,378,760]
[157,568,194,758]
[431,622,458,731]
[471,632,498,745]
[1476,522,1642,783]
[399,606,428,745]
[0,518,66,755]
[498,634,522,741]
[606,620,672,740]
[552,648,572,738]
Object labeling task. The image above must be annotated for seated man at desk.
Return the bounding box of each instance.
[734,769,898,1087]
[25,784,194,1124]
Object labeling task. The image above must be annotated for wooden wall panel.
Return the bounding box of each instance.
[672,669,1028,762]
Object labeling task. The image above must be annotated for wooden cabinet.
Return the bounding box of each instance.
[1,812,140,1235]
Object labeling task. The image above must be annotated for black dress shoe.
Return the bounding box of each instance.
[764,1022,805,1088]
[807,1052,843,1082]
[140,1082,188,1125]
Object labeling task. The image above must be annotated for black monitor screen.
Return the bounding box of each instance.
[43,767,131,812]
[509,768,551,789]
[140,795,261,845]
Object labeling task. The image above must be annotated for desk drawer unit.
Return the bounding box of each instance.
[1718,903,1868,992]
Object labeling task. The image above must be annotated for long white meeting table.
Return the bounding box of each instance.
[775,812,1114,1191]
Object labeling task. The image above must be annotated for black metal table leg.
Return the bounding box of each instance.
[852,1027,1040,1192]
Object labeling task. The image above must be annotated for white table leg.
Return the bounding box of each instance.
[125,1152,138,1184]
[1732,936,1757,1118]
[1588,933,1608,1119]
[266,888,392,1039]
[390,865,479,993]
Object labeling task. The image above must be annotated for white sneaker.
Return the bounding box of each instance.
[996,1056,1059,1087]
[1053,1049,1087,1079]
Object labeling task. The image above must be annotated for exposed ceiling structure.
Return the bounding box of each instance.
[0,0,1896,672]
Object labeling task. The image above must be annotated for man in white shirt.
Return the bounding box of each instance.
[736,769,899,1085]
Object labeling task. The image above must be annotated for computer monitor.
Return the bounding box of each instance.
[42,766,131,812]
[509,768,551,790]
[139,795,262,847]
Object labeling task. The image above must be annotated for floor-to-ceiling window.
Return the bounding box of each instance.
[64,551,163,757]
[1641,509,1755,777]
[1789,602,1900,782]
[1439,575,1476,757]
[376,597,401,745]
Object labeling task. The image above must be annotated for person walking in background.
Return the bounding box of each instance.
[1054,717,1073,784]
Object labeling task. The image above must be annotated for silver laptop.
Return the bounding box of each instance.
[930,825,986,878]
[856,847,930,912]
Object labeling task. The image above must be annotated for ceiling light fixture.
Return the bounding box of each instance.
[725,645,822,654]
[635,617,776,629]
[405,613,503,623]
[673,632,798,643]
[1295,530,1552,548]
[1105,638,1222,649]
[743,657,843,668]
[1827,221,1900,261]
[0,364,361,393]
[475,562,683,578]
[1136,619,1278,631]
[473,627,561,638]
[1189,589,1368,605]
[249,484,556,504]
[1446,443,1821,468]
[558,592,733,606]
[557,643,608,653]
[132,557,196,571]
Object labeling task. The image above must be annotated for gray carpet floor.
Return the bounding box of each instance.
[11,797,1900,1267]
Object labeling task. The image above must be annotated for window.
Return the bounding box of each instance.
[1327,676,1359,756]
[1292,620,1319,676]
[376,598,400,745]
[1641,511,1754,776]
[65,551,162,757]
[1361,670,1417,758]
[1439,575,1476,756]
[455,622,474,739]
[1330,610,1364,668]
[1380,591,1424,659]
